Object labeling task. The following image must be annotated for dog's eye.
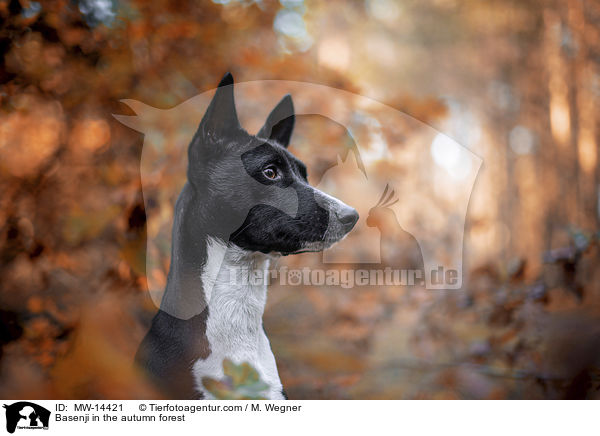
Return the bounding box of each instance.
[262,166,279,180]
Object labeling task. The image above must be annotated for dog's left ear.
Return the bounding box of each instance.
[199,72,242,142]
[257,94,295,148]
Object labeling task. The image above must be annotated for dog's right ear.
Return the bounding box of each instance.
[198,72,241,143]
[257,94,295,148]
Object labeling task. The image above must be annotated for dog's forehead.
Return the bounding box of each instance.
[246,137,283,155]
[243,137,305,169]
[236,139,271,161]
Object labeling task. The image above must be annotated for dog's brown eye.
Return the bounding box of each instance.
[263,166,279,180]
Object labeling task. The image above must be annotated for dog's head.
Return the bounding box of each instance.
[186,72,358,255]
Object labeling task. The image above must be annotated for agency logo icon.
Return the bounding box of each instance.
[2,402,50,434]
[115,79,482,316]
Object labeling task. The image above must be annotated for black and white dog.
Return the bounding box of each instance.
[135,73,358,399]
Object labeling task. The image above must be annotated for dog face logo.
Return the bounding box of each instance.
[3,402,50,433]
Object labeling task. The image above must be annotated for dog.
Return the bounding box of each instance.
[135,72,359,399]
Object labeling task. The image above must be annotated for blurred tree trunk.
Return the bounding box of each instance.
[568,0,599,230]
[543,4,576,246]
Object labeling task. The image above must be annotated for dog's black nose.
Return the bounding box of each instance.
[337,206,359,233]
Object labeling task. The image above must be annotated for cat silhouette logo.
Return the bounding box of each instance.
[3,402,50,433]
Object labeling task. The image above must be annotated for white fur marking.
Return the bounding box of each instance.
[193,237,284,400]
[200,237,228,304]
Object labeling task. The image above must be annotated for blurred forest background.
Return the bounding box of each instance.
[1,0,600,399]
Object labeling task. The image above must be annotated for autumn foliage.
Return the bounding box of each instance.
[1,0,600,399]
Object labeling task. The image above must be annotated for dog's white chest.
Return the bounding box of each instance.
[192,327,284,400]
[192,238,284,400]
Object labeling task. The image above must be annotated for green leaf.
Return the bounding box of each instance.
[201,360,269,400]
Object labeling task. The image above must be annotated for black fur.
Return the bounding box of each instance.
[135,309,209,399]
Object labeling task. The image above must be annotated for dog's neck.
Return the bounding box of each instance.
[202,237,273,345]
[161,183,273,328]
[192,237,284,399]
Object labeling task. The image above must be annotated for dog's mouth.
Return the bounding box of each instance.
[230,202,358,256]
[283,209,359,255]
[280,232,353,256]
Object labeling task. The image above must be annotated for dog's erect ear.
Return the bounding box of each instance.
[257,94,295,148]
[199,72,241,141]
